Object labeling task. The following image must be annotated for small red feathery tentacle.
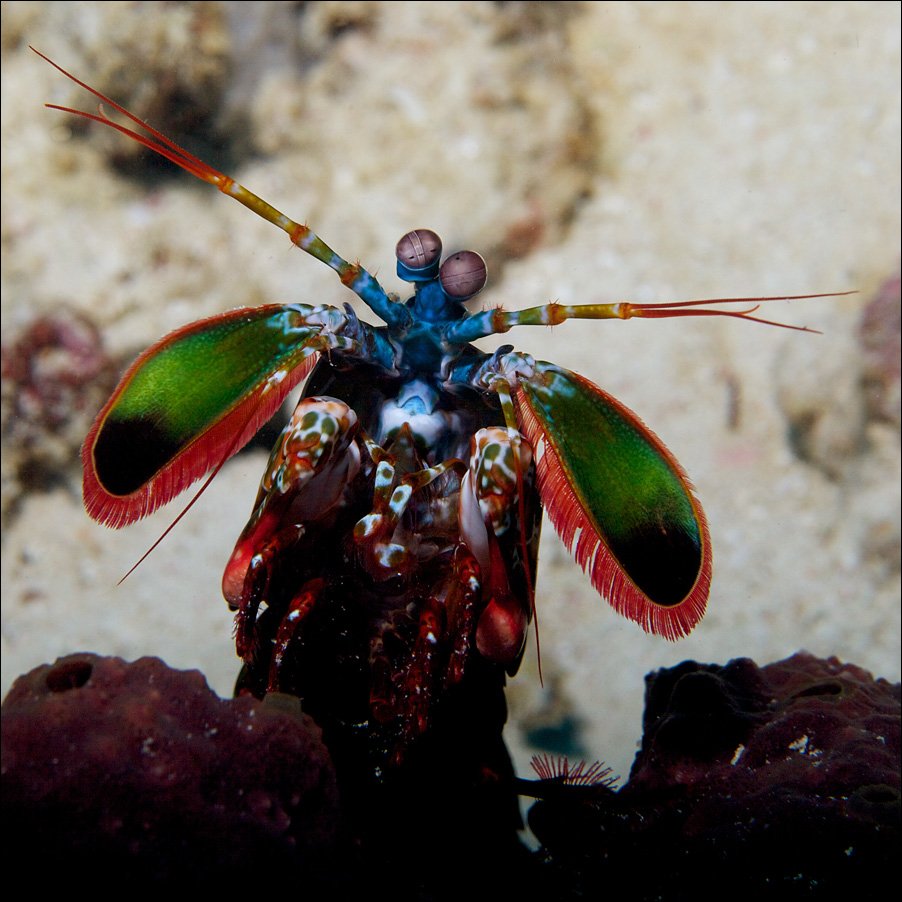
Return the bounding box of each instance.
[530,754,617,788]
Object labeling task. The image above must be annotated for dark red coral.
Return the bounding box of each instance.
[6,650,897,897]
[1,650,530,897]
[529,652,901,900]
[1,654,339,889]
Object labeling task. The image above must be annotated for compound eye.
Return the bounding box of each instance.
[439,250,487,300]
[396,229,443,272]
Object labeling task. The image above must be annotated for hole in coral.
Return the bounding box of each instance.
[45,659,93,693]
[792,680,844,699]
[856,784,900,806]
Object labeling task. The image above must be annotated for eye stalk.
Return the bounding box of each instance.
[396,229,442,282]
[439,250,487,301]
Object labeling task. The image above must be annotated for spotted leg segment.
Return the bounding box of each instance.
[232,521,308,661]
[350,421,540,752]
[460,424,540,670]
[268,578,326,692]
[223,397,362,657]
[353,426,468,581]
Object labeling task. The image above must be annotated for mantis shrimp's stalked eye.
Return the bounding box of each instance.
[439,250,488,301]
[396,229,443,281]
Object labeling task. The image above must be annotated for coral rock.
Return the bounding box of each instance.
[1,654,339,889]
[529,652,900,900]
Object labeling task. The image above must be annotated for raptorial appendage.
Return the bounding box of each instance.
[222,387,540,766]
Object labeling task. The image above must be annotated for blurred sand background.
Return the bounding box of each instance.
[2,1,899,783]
